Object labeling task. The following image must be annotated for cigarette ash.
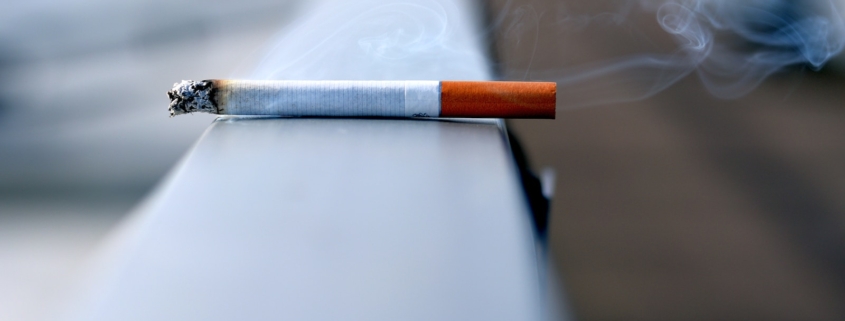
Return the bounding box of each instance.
[167,80,216,116]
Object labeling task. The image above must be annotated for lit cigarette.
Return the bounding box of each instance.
[167,80,555,119]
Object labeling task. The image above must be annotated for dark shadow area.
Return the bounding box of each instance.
[507,129,550,238]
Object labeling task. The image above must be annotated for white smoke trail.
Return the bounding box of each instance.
[245,0,845,108]
[523,0,845,108]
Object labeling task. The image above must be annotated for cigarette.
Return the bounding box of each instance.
[167,80,555,119]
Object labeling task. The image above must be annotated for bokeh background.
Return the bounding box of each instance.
[492,1,845,320]
[1,0,844,320]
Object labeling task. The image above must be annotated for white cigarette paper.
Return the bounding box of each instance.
[168,80,440,117]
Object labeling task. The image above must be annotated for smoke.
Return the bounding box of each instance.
[246,0,491,81]
[511,0,845,108]
[245,0,845,108]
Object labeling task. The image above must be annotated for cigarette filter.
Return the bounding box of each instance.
[168,80,555,119]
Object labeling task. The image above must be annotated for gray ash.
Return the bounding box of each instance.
[167,80,216,116]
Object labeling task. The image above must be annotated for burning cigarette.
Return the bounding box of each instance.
[167,80,555,118]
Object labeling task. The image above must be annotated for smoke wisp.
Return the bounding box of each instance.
[246,0,845,108]
[246,0,491,81]
[507,0,845,108]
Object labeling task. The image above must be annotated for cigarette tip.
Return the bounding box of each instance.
[167,80,216,116]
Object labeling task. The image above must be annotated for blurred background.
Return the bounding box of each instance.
[1,0,845,320]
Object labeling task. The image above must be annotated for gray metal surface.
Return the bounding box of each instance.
[66,0,551,320]
[72,118,543,320]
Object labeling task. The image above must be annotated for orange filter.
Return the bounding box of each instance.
[440,81,556,119]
